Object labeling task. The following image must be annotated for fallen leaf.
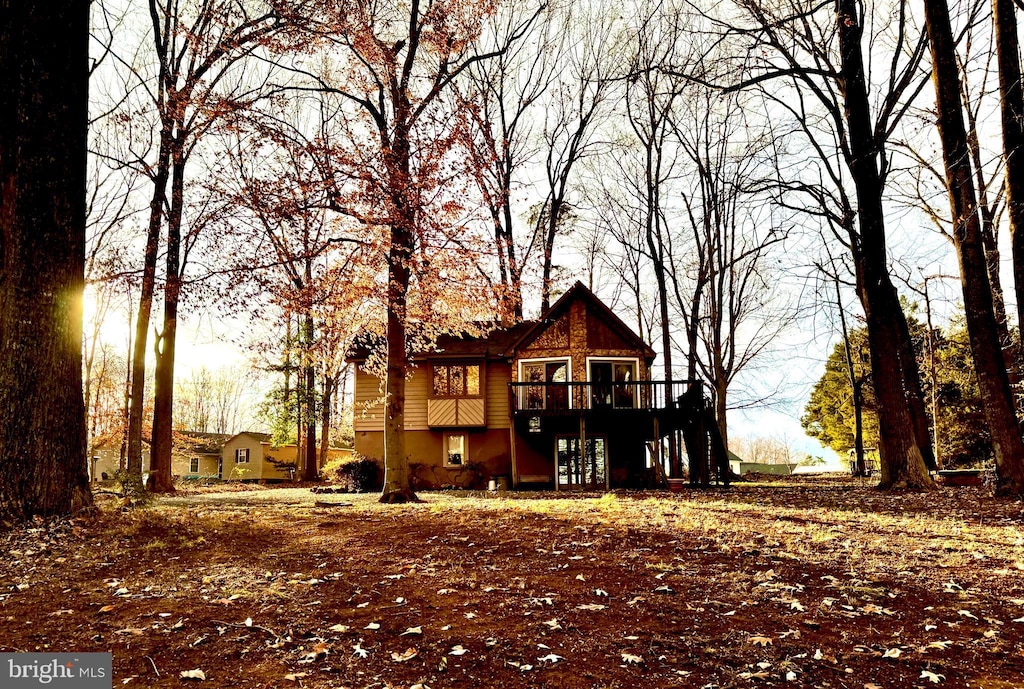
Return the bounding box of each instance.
[244,617,253,627]
[352,643,369,659]
[749,636,773,646]
[920,670,945,683]
[621,652,643,665]
[329,624,349,632]
[391,648,418,662]
[594,589,609,597]
[543,618,562,630]
[538,653,563,663]
[882,648,901,659]
[284,672,307,682]
[400,626,422,636]
[449,645,468,656]
[179,669,206,681]
[576,604,606,611]
[958,610,978,620]
[365,622,380,630]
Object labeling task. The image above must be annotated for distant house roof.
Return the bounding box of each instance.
[174,431,233,454]
[228,431,273,444]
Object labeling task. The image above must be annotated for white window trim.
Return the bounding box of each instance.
[443,432,468,467]
[584,356,640,379]
[235,448,250,464]
[517,356,573,409]
[585,357,641,409]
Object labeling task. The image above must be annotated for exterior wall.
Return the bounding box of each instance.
[172,452,219,478]
[406,365,429,431]
[221,434,269,480]
[485,362,511,430]
[353,366,385,432]
[89,445,150,481]
[264,444,354,477]
[354,427,512,489]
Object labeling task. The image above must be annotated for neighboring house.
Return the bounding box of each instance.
[94,430,342,482]
[173,431,232,479]
[349,282,730,490]
[89,437,150,482]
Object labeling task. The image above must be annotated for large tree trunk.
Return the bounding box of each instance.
[924,0,1024,495]
[149,148,185,494]
[0,0,93,521]
[993,0,1024,340]
[836,0,934,489]
[379,116,418,503]
[380,225,417,503]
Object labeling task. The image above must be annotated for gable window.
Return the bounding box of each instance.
[432,364,480,397]
[189,457,200,474]
[235,448,250,464]
[444,433,467,466]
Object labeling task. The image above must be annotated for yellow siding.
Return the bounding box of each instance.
[486,362,511,429]
[406,365,428,431]
[221,435,265,480]
[354,366,385,432]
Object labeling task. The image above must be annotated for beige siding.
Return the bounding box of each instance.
[405,365,428,431]
[89,445,150,481]
[222,434,265,480]
[354,366,385,432]
[486,362,511,429]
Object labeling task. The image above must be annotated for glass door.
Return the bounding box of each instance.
[556,437,607,489]
[522,360,569,410]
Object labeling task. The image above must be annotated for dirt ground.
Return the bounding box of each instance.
[2,475,1023,688]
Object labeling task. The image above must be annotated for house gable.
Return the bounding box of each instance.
[512,282,655,383]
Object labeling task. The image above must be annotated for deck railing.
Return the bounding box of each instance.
[507,380,704,414]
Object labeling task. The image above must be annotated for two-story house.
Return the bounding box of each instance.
[350,282,730,490]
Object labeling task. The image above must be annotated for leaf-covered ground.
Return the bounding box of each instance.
[1,475,1023,688]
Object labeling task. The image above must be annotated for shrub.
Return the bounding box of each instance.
[330,455,382,493]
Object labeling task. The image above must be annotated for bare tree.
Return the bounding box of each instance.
[459,4,558,321]
[531,2,622,312]
[102,0,291,493]
[921,0,1024,494]
[693,0,936,488]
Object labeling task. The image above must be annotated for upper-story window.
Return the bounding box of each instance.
[235,448,250,464]
[432,364,481,397]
